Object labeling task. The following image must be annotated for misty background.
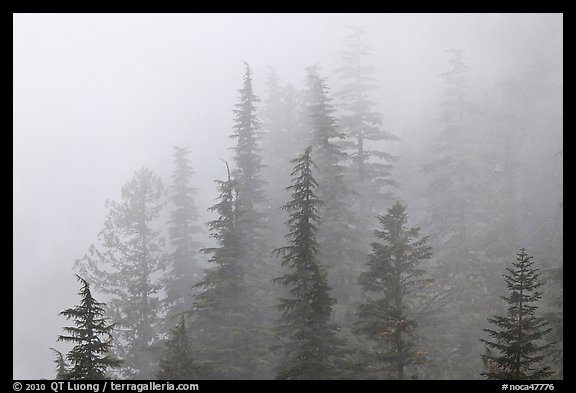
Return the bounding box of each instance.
[13,13,562,379]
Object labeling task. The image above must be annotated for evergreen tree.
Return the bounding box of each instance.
[481,249,554,380]
[75,167,167,378]
[50,348,69,380]
[260,68,306,245]
[273,146,346,380]
[191,163,269,379]
[156,316,204,380]
[335,25,399,222]
[231,61,265,215]
[227,61,274,376]
[304,67,360,318]
[163,146,202,327]
[355,202,432,380]
[421,49,498,378]
[229,61,271,299]
[57,275,122,380]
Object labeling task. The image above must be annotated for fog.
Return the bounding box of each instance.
[13,13,562,380]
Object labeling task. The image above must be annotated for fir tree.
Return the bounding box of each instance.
[229,61,270,291]
[57,275,122,380]
[231,61,265,214]
[156,316,204,380]
[304,67,360,317]
[191,163,269,379]
[481,249,554,380]
[260,68,306,245]
[355,202,432,380]
[50,348,69,380]
[227,61,274,376]
[164,146,202,327]
[421,49,497,378]
[75,167,167,378]
[335,25,399,221]
[273,146,346,380]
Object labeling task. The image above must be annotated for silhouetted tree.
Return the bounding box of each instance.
[481,249,554,380]
[57,275,122,380]
[50,348,69,380]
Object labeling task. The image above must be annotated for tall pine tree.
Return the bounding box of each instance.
[57,275,122,380]
[481,249,554,380]
[228,61,274,375]
[191,163,269,379]
[421,49,499,378]
[335,25,399,223]
[75,167,167,378]
[260,68,306,248]
[355,202,432,380]
[163,146,202,328]
[273,146,346,380]
[304,67,360,320]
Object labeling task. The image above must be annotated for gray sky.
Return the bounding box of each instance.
[13,13,562,379]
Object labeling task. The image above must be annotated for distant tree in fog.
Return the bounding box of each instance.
[355,202,432,380]
[304,67,360,319]
[75,167,167,378]
[156,316,205,380]
[163,146,203,330]
[335,25,399,223]
[260,68,306,244]
[421,49,496,378]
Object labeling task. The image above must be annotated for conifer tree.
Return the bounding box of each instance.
[260,68,305,242]
[191,163,269,379]
[231,61,265,216]
[273,146,346,380]
[156,316,204,380]
[481,249,554,380]
[50,348,69,380]
[164,146,202,326]
[355,202,432,380]
[421,49,497,378]
[57,275,122,380]
[335,25,399,221]
[227,61,274,375]
[304,68,360,316]
[75,167,167,378]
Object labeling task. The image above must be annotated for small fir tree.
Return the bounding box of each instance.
[481,249,555,380]
[57,275,122,380]
[156,316,204,380]
[50,348,69,380]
